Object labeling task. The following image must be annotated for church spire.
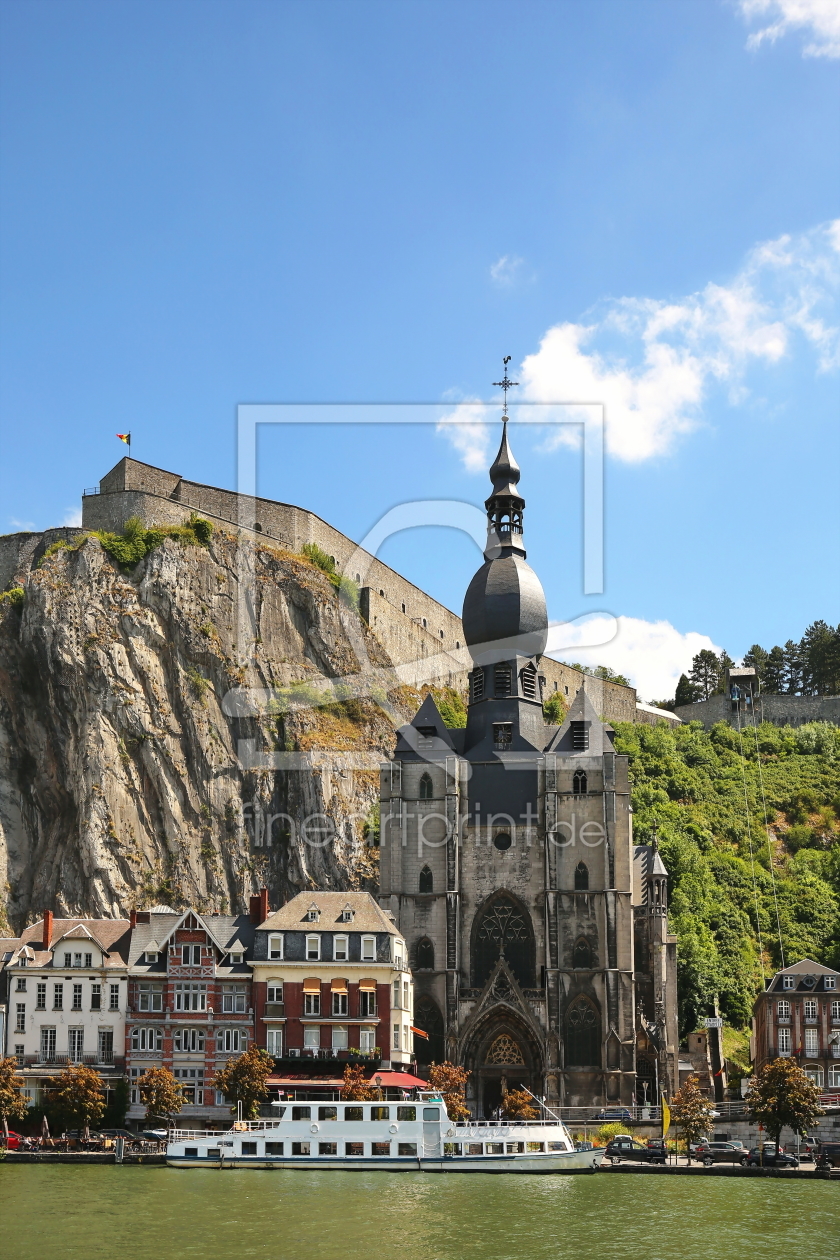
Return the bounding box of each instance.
[485,359,525,560]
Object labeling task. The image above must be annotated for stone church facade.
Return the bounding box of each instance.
[379,418,679,1115]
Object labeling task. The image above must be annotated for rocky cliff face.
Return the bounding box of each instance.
[0,528,420,931]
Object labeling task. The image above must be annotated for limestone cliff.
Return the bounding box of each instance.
[0,527,422,931]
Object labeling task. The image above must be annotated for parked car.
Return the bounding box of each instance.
[0,1130,23,1149]
[745,1146,799,1168]
[142,1129,168,1141]
[816,1141,840,1169]
[604,1136,666,1165]
[591,1108,634,1123]
[694,1141,747,1166]
[99,1129,135,1140]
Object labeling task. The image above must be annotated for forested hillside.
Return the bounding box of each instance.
[612,719,840,1035]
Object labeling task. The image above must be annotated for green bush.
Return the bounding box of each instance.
[95,515,213,569]
[543,692,568,725]
[299,544,359,608]
[0,586,24,608]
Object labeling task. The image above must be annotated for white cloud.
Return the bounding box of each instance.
[548,614,723,703]
[515,219,839,464]
[739,0,840,58]
[8,518,36,532]
[435,400,494,473]
[490,254,526,286]
[61,507,83,528]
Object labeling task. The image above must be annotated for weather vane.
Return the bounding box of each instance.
[493,355,518,414]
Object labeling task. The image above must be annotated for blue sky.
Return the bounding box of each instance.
[1,0,838,699]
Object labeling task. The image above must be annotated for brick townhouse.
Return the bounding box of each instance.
[124,898,264,1130]
[251,891,415,1067]
[752,958,840,1092]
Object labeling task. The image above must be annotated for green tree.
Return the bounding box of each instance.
[743,645,769,681]
[0,1056,28,1141]
[211,1044,274,1120]
[688,650,721,701]
[45,1063,105,1132]
[674,674,698,706]
[543,692,568,724]
[746,1057,823,1149]
[138,1066,184,1124]
[428,1062,470,1120]
[670,1075,714,1162]
[102,1078,130,1129]
[764,646,785,694]
[782,639,803,694]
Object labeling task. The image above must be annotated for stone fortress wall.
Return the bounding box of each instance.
[674,692,840,729]
[2,457,676,727]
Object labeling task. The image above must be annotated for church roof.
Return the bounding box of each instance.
[395,693,456,756]
[544,684,615,754]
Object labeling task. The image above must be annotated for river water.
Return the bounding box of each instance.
[1,1165,837,1260]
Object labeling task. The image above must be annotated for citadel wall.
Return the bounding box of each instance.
[4,457,677,728]
[674,693,840,729]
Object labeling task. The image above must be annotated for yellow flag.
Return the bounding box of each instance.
[661,1095,671,1139]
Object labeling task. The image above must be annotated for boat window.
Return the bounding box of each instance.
[318,1107,337,1121]
[266,1142,283,1155]
[398,1142,418,1156]
[444,1143,461,1155]
[527,1142,545,1153]
[467,1142,483,1155]
[372,1142,390,1156]
[396,1106,416,1121]
[184,1147,198,1158]
[486,1142,503,1154]
[291,1142,310,1156]
[371,1106,390,1120]
[506,1142,525,1154]
[345,1142,363,1155]
[241,1142,257,1155]
[548,1142,566,1152]
[344,1107,364,1121]
[206,1148,220,1159]
[422,1107,440,1121]
[318,1142,338,1155]
[292,1106,311,1121]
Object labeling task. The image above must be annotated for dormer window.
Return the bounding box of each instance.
[826,977,836,990]
[306,905,320,923]
[782,975,795,990]
[268,935,283,960]
[64,953,72,967]
[340,906,354,923]
[144,951,158,964]
[229,952,244,965]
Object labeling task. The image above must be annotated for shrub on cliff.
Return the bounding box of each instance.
[95,514,214,568]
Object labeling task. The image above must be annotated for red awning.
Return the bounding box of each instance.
[411,1026,429,1039]
[366,1071,428,1089]
[266,1070,427,1091]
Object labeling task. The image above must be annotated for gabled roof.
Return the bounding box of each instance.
[776,959,838,975]
[544,684,615,755]
[395,694,455,756]
[260,891,402,936]
[126,911,257,966]
[13,918,131,967]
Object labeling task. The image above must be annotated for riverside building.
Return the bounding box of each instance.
[751,958,840,1093]
[379,412,680,1117]
[251,891,414,1067]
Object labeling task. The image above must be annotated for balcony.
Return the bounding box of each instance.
[280,1049,380,1064]
[23,1054,125,1071]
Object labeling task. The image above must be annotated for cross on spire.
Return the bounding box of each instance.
[493,355,518,414]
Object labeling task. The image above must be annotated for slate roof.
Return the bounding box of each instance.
[127,911,257,970]
[9,918,131,968]
[544,686,615,755]
[260,891,402,936]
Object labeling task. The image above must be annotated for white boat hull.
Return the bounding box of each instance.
[166,1150,602,1173]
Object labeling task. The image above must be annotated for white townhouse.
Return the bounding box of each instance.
[1,912,130,1108]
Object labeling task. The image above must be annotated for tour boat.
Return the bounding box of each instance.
[165,1092,603,1173]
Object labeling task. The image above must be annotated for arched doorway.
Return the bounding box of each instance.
[470,892,536,990]
[462,1011,543,1118]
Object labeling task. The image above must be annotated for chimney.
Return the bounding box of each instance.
[130,909,137,929]
[43,910,53,950]
[250,888,270,925]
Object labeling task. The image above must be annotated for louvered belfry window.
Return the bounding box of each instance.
[571,721,589,751]
[494,666,511,697]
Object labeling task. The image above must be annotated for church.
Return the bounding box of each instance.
[379,410,679,1115]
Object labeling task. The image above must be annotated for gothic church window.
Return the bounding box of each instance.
[574,862,589,891]
[415,937,435,969]
[471,894,536,990]
[572,938,592,969]
[419,866,433,894]
[565,998,600,1067]
[485,1034,525,1065]
[573,770,587,795]
[419,773,433,800]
